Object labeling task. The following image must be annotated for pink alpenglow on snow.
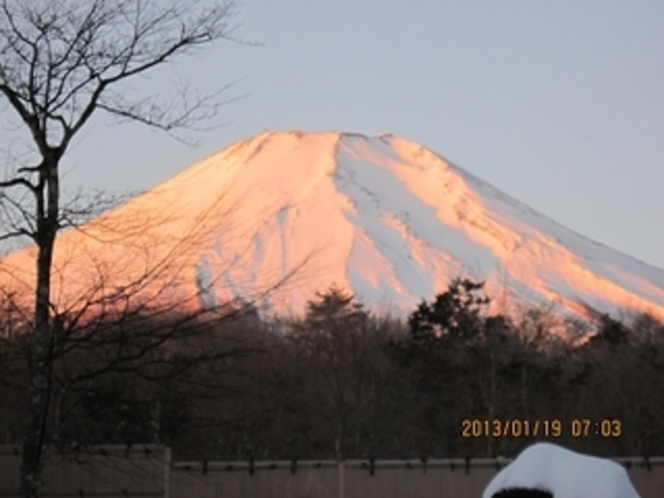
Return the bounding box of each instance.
[483,443,640,498]
[1,131,664,321]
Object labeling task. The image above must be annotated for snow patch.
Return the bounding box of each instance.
[194,258,219,310]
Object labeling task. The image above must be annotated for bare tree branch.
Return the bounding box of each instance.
[0,1,245,496]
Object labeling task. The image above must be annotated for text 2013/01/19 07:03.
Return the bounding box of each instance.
[460,418,623,438]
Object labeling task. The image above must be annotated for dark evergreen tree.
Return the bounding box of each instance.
[594,314,630,346]
[408,278,489,343]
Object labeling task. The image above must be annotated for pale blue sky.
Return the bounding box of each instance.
[4,1,664,269]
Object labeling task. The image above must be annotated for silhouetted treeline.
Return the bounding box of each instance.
[1,280,663,461]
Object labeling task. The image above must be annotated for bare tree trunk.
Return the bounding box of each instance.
[20,157,59,498]
[486,349,496,456]
[0,3,242,495]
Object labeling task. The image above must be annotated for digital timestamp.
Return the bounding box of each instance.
[461,418,623,438]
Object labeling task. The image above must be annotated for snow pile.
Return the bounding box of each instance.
[483,443,640,498]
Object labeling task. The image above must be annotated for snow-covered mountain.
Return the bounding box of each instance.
[2,131,664,322]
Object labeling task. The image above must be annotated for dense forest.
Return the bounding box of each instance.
[1,279,662,462]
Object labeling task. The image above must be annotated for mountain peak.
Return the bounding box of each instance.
[2,130,663,322]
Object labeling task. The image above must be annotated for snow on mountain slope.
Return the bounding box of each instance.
[1,131,663,322]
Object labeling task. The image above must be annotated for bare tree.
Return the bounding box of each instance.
[0,1,242,496]
[283,287,406,460]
